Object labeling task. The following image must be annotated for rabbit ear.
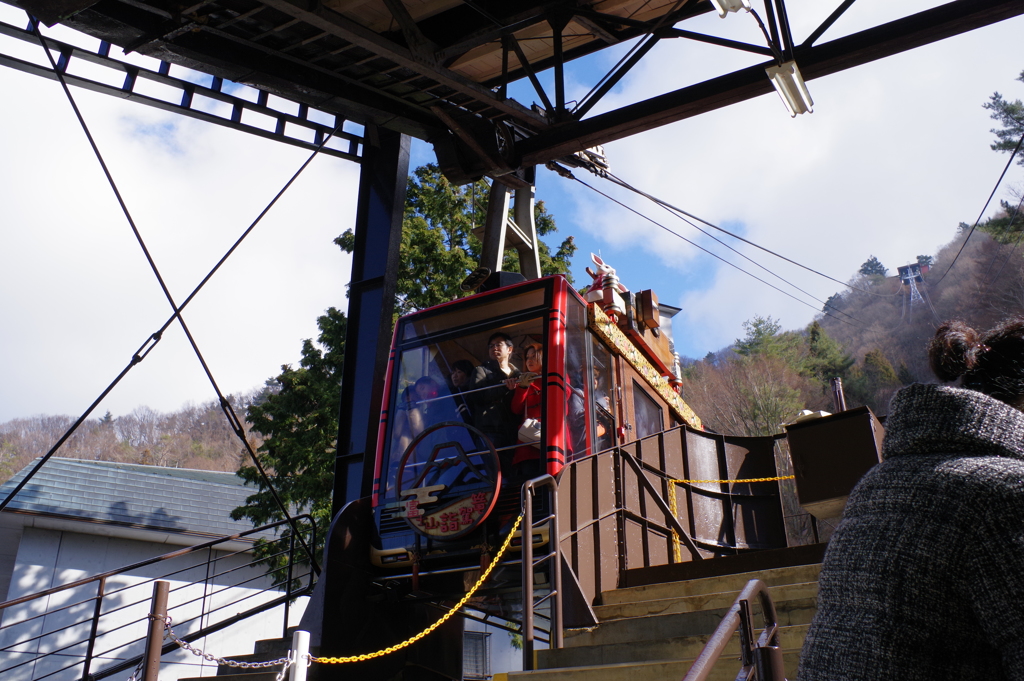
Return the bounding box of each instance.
[592,253,605,267]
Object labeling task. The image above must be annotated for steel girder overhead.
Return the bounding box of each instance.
[10,0,1024,181]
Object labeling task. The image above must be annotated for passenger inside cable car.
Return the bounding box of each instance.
[371,275,697,572]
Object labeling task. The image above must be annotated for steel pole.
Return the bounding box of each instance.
[143,580,170,681]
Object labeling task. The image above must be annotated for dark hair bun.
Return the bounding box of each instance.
[929,321,981,381]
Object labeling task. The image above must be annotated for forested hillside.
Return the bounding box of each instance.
[680,208,1024,436]
[0,390,265,484]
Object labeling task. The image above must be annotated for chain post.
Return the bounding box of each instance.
[291,630,310,681]
[143,580,169,681]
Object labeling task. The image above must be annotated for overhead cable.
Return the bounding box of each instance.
[566,172,863,329]
[3,21,341,570]
[985,190,1024,283]
[603,173,865,324]
[601,170,900,298]
[932,131,1024,287]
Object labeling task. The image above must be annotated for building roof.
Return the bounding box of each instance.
[0,458,266,539]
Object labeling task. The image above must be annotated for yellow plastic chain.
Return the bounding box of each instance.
[671,475,796,485]
[665,475,795,562]
[311,513,525,664]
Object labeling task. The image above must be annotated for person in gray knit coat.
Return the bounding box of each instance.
[799,318,1024,681]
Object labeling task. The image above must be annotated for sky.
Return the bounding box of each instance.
[1,1,1023,423]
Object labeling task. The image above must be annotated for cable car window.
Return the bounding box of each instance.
[383,317,546,502]
[565,295,587,461]
[401,288,546,341]
[632,380,663,440]
[591,337,615,453]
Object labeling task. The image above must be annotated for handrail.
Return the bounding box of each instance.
[521,474,562,671]
[0,514,315,611]
[682,579,786,681]
[0,515,317,681]
[619,450,703,558]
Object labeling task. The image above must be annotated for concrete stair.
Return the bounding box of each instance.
[504,560,822,681]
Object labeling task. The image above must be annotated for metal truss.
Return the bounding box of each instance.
[0,12,364,162]
[4,0,1024,180]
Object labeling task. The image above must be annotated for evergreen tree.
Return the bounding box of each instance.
[984,69,1024,167]
[822,292,843,314]
[858,256,888,277]
[335,164,576,315]
[230,307,347,578]
[916,255,934,268]
[232,165,576,576]
[804,321,854,385]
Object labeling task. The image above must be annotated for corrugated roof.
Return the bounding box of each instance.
[0,458,265,538]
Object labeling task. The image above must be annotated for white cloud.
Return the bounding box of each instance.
[2,2,1023,422]
[547,7,1024,358]
[0,66,358,422]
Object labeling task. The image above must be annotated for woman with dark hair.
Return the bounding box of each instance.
[799,318,1024,681]
[507,342,544,477]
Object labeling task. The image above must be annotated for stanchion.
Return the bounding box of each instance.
[291,630,310,681]
[143,580,169,681]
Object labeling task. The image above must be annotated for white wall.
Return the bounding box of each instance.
[0,527,308,681]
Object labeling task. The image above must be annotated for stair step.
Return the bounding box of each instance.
[512,649,802,681]
[180,673,281,681]
[565,595,816,649]
[593,581,818,622]
[599,564,822,607]
[214,652,290,676]
[543,624,809,669]
[253,637,293,656]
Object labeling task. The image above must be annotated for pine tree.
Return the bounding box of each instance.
[232,165,576,578]
[858,256,888,277]
[984,69,1024,167]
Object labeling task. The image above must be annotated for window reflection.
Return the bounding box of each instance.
[591,337,615,453]
[384,318,545,501]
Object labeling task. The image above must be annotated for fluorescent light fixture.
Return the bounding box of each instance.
[710,0,751,18]
[766,60,814,116]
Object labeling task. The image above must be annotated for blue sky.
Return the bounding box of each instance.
[2,2,1023,422]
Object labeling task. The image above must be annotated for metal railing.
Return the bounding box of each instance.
[682,579,785,681]
[521,474,562,671]
[0,515,316,681]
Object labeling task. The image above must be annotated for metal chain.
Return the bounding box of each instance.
[161,615,297,671]
[671,475,795,485]
[123,659,145,681]
[312,512,525,664]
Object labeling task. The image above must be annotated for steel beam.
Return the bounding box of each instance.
[519,0,1024,166]
[332,126,410,515]
[0,15,364,161]
[256,0,549,129]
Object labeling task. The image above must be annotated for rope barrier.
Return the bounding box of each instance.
[312,513,525,664]
[143,514,524,677]
[665,476,795,562]
[671,475,795,485]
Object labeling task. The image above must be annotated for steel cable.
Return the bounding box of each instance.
[568,172,863,329]
[4,19,339,572]
[601,170,901,298]
[602,173,865,324]
[932,131,1024,287]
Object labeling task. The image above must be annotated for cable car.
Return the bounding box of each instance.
[367,271,702,583]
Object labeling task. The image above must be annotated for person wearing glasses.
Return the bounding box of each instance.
[467,332,521,463]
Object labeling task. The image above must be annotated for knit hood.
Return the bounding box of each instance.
[882,383,1024,462]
